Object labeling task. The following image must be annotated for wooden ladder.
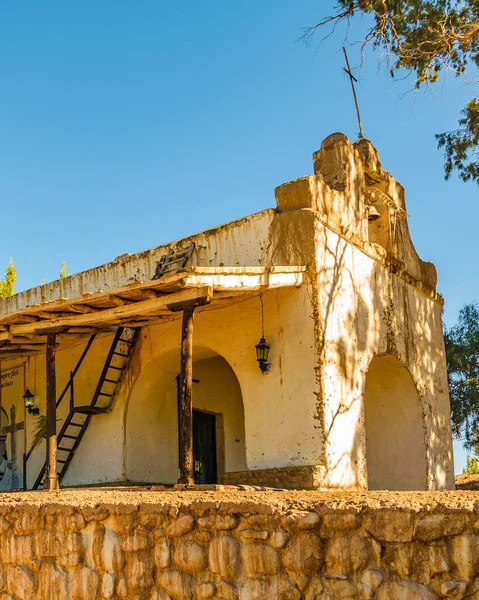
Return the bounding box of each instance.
[32,327,139,489]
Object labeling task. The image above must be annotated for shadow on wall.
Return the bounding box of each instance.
[124,345,246,485]
[314,217,452,490]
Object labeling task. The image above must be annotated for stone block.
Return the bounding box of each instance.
[155,540,171,569]
[127,559,155,590]
[102,573,115,599]
[242,542,280,576]
[239,529,269,540]
[449,534,479,578]
[38,563,68,600]
[239,576,301,600]
[165,515,195,538]
[70,566,100,600]
[217,580,238,600]
[197,514,238,530]
[440,580,468,597]
[208,535,240,578]
[173,540,206,573]
[281,511,320,531]
[414,513,467,542]
[5,565,36,600]
[364,511,415,542]
[283,532,323,574]
[375,579,439,600]
[270,530,290,549]
[82,506,110,523]
[157,569,194,600]
[326,535,372,574]
[197,582,216,599]
[324,577,357,599]
[359,569,384,599]
[34,530,64,558]
[121,533,153,552]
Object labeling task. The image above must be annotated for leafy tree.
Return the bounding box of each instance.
[444,302,479,452]
[463,454,479,474]
[0,258,16,298]
[59,262,67,279]
[306,0,479,183]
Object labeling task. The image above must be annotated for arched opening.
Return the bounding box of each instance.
[125,347,246,484]
[364,354,427,490]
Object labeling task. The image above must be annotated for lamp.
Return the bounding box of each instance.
[23,388,39,415]
[256,296,272,374]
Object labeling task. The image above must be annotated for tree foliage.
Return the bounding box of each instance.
[59,262,67,279]
[445,302,479,452]
[306,0,479,183]
[0,258,16,298]
[463,454,479,474]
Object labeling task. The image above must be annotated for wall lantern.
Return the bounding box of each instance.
[256,296,272,374]
[23,388,39,415]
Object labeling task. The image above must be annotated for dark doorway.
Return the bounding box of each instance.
[193,410,217,484]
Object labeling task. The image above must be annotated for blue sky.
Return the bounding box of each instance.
[0,1,476,471]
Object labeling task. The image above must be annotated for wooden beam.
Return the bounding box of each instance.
[45,333,59,490]
[9,287,212,336]
[108,295,136,306]
[69,304,96,314]
[178,306,195,484]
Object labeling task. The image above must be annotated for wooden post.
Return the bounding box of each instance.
[178,306,195,484]
[45,333,59,490]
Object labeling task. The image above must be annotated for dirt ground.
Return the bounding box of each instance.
[455,473,479,491]
[0,485,477,512]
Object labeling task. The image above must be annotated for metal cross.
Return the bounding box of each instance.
[343,47,364,139]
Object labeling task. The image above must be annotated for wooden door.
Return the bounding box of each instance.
[193,410,217,484]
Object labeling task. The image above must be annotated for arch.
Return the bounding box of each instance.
[363,354,427,490]
[125,345,246,484]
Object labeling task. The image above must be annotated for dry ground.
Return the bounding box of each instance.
[0,487,477,511]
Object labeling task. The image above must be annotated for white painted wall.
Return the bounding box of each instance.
[364,355,427,490]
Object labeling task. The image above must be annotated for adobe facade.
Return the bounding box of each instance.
[0,133,454,491]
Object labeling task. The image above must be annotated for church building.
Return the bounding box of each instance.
[0,133,454,492]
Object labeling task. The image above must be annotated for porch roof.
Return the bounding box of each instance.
[0,266,306,358]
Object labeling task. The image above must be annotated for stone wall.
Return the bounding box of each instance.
[223,465,325,490]
[0,490,478,599]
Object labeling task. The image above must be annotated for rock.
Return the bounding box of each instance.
[38,563,68,600]
[325,577,357,599]
[359,569,384,599]
[173,540,206,573]
[149,590,172,600]
[449,534,479,578]
[364,511,415,543]
[121,534,152,552]
[242,543,280,576]
[197,582,216,599]
[101,573,115,598]
[1,535,33,565]
[4,565,36,600]
[281,511,320,531]
[116,578,129,599]
[155,540,171,569]
[70,567,99,600]
[270,530,290,549]
[99,526,124,572]
[376,580,439,600]
[321,511,359,533]
[239,576,301,600]
[239,529,269,540]
[440,580,468,597]
[326,535,372,575]
[166,515,195,538]
[157,570,194,600]
[197,515,238,530]
[127,559,155,590]
[414,513,467,542]
[82,506,110,523]
[34,530,64,558]
[283,532,323,574]
[217,580,238,600]
[208,536,240,578]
